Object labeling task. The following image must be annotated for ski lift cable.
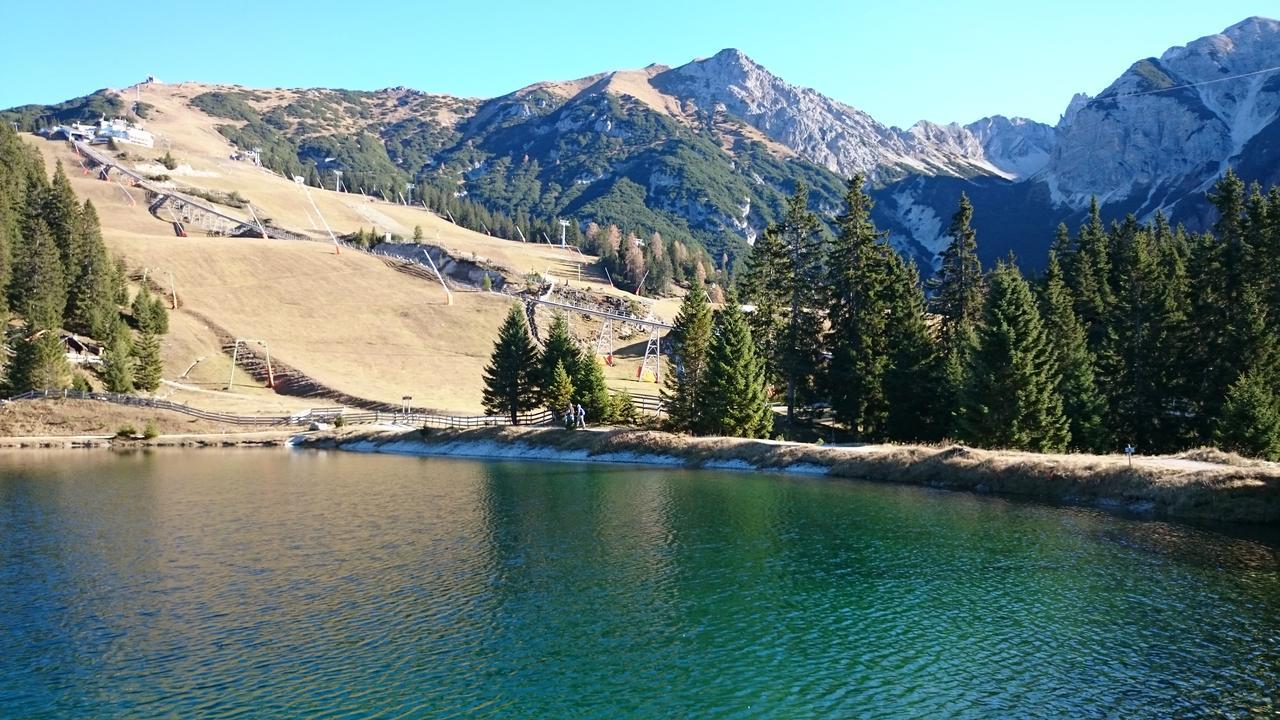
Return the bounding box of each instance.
[1104,64,1280,100]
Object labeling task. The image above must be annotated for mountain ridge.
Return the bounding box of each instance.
[6,16,1278,273]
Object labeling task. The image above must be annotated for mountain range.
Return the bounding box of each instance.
[6,16,1279,273]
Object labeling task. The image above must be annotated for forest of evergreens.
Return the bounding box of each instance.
[0,125,168,395]
[658,173,1280,459]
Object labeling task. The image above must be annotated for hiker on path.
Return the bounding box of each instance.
[564,405,575,430]
[576,403,586,428]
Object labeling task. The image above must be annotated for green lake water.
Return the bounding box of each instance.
[0,450,1277,718]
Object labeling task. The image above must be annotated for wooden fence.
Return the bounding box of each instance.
[6,390,555,429]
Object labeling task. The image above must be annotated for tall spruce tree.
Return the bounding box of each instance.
[930,193,984,436]
[1103,229,1190,451]
[481,305,542,424]
[1041,253,1107,451]
[699,298,772,438]
[825,175,894,439]
[43,162,83,287]
[662,284,714,432]
[743,185,824,436]
[12,219,66,331]
[1069,198,1116,352]
[131,332,164,392]
[960,261,1069,452]
[102,333,135,394]
[882,254,942,442]
[741,225,787,389]
[538,313,582,407]
[66,200,118,338]
[572,355,612,424]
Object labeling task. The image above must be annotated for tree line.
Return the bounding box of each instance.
[0,125,168,395]
[482,307,639,426]
[662,172,1280,460]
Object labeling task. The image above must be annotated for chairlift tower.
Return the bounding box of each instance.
[558,219,570,248]
[594,318,615,361]
[638,310,662,383]
[332,170,343,193]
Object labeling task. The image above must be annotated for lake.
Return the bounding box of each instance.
[1,450,1277,718]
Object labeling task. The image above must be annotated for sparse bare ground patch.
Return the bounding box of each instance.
[0,399,244,437]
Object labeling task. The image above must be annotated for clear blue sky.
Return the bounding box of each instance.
[3,0,1273,127]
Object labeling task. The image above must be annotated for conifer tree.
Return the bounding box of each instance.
[960,261,1068,452]
[825,175,894,439]
[1216,368,1280,461]
[1069,198,1116,351]
[481,304,541,424]
[699,298,772,438]
[610,389,641,426]
[11,219,66,331]
[131,286,169,335]
[547,361,575,418]
[883,254,942,442]
[102,333,135,393]
[43,162,83,285]
[662,284,714,432]
[7,331,72,393]
[1102,229,1191,450]
[777,186,825,432]
[131,332,163,392]
[572,355,612,424]
[1041,253,1107,451]
[538,312,582,407]
[930,193,984,436]
[741,225,787,388]
[66,200,119,338]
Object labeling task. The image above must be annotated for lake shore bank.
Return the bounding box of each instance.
[0,430,297,449]
[297,426,1280,524]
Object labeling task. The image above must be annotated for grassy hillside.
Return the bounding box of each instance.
[19,82,675,413]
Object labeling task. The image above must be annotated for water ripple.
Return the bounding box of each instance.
[0,451,1276,718]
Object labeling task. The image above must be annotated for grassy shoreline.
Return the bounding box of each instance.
[297,426,1280,525]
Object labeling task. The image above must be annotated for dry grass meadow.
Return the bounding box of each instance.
[24,82,678,414]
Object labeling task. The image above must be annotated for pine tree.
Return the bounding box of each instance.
[65,200,119,338]
[538,313,582,407]
[741,225,787,389]
[1070,198,1116,351]
[662,284,714,432]
[960,261,1069,452]
[481,305,542,424]
[102,334,135,393]
[131,332,163,392]
[825,175,894,439]
[1216,368,1280,461]
[6,330,72,393]
[11,218,66,331]
[1041,252,1107,451]
[698,297,773,438]
[547,361,575,419]
[777,185,825,433]
[883,254,942,442]
[930,193,984,436]
[43,162,83,286]
[131,285,169,335]
[572,355,612,424]
[1184,171,1257,438]
[610,390,641,426]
